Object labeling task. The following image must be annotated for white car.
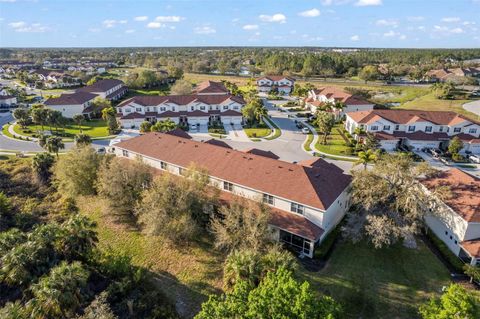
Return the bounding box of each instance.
[469,154,480,163]
[301,127,310,134]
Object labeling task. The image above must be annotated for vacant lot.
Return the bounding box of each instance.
[299,239,451,319]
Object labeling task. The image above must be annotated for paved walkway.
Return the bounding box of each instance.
[223,123,250,142]
[463,100,480,117]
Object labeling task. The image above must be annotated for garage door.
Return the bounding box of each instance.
[470,144,480,154]
[230,117,242,125]
[222,117,232,124]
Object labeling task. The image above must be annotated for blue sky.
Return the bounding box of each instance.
[0,0,479,48]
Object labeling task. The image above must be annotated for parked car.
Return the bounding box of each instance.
[302,127,310,134]
[96,147,106,155]
[440,157,451,165]
[469,154,480,163]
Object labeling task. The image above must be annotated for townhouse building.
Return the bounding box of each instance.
[422,169,480,266]
[425,67,480,83]
[305,87,374,117]
[76,79,127,101]
[111,132,352,258]
[44,92,98,118]
[116,94,245,129]
[31,69,81,89]
[256,76,295,95]
[345,109,480,154]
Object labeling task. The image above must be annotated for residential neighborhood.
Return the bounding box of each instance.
[1,0,480,318]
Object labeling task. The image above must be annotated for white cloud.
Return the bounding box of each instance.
[355,0,382,6]
[194,26,216,34]
[375,19,397,27]
[450,27,464,34]
[243,24,259,30]
[299,8,320,17]
[102,19,127,28]
[463,21,476,26]
[321,0,333,5]
[0,0,18,2]
[125,29,135,34]
[8,21,49,32]
[350,35,360,41]
[383,30,397,37]
[134,16,148,21]
[442,17,460,23]
[407,16,424,22]
[433,25,464,34]
[147,22,164,29]
[155,16,184,23]
[259,13,286,23]
[399,34,407,40]
[88,28,101,33]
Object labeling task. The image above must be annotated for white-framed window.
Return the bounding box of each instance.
[408,126,415,132]
[122,150,129,157]
[395,124,400,130]
[233,105,239,110]
[125,109,131,113]
[135,107,142,112]
[153,107,157,112]
[290,203,304,215]
[425,126,432,132]
[160,161,167,170]
[469,128,477,134]
[200,105,206,110]
[262,194,274,205]
[454,127,461,133]
[370,125,378,131]
[223,105,229,110]
[223,181,233,192]
[160,107,166,112]
[439,126,444,132]
[383,125,390,131]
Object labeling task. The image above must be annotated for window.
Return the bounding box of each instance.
[125,109,131,113]
[425,126,432,132]
[122,150,129,157]
[191,106,194,111]
[439,126,444,132]
[383,125,391,131]
[200,105,206,110]
[233,105,239,110]
[223,105,229,110]
[445,231,448,235]
[223,181,233,192]
[160,161,167,170]
[408,126,415,132]
[370,125,378,131]
[291,203,304,215]
[135,108,142,112]
[455,240,458,245]
[454,127,461,133]
[160,107,166,112]
[395,124,400,131]
[469,128,477,134]
[262,194,274,205]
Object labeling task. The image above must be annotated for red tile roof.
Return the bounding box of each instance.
[115,132,351,210]
[192,81,229,94]
[312,87,372,106]
[244,148,279,160]
[77,79,124,93]
[44,92,97,106]
[461,239,480,258]
[422,169,480,222]
[347,109,478,126]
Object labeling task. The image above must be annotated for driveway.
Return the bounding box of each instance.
[463,100,480,117]
[223,123,249,142]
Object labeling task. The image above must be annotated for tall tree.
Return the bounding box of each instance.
[101,106,119,135]
[31,107,48,132]
[419,284,479,319]
[359,65,380,83]
[72,114,84,132]
[31,152,55,184]
[170,79,192,95]
[150,119,176,132]
[355,149,378,170]
[44,136,64,157]
[448,136,464,156]
[315,111,336,145]
[12,108,30,129]
[74,133,92,147]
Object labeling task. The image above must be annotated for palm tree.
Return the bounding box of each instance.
[31,107,48,133]
[74,133,92,147]
[355,149,378,170]
[46,109,63,134]
[37,133,48,148]
[254,106,268,125]
[28,261,89,318]
[72,114,84,132]
[463,264,480,284]
[44,136,64,157]
[223,250,261,290]
[58,215,98,261]
[31,152,55,184]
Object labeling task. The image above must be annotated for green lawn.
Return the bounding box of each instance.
[13,119,111,140]
[264,117,281,140]
[299,240,451,319]
[1,124,14,139]
[314,124,352,156]
[79,197,225,316]
[303,133,314,151]
[244,127,271,138]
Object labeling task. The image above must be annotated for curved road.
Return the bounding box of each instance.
[463,100,480,117]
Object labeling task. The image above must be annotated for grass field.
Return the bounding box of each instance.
[13,119,111,139]
[303,133,314,151]
[1,124,14,139]
[299,239,451,319]
[314,124,352,156]
[244,127,271,138]
[79,197,225,317]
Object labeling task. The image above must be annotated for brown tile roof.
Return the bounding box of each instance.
[115,132,351,210]
[204,139,233,149]
[117,94,245,108]
[165,128,192,139]
[393,131,450,141]
[44,92,97,106]
[244,148,279,160]
[192,81,229,94]
[347,109,478,126]
[422,168,480,223]
[461,239,480,258]
[313,87,372,106]
[77,79,124,93]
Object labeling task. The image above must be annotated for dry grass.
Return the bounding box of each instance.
[78,197,225,317]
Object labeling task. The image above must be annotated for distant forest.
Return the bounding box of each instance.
[1,47,480,78]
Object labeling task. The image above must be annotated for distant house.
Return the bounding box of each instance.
[425,67,480,83]
[31,69,81,89]
[422,169,480,266]
[192,81,230,95]
[345,109,480,153]
[0,95,17,108]
[44,92,98,118]
[256,76,295,95]
[76,79,127,101]
[305,87,374,117]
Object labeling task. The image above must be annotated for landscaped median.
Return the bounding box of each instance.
[11,119,114,142]
[314,123,354,157]
[263,117,281,140]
